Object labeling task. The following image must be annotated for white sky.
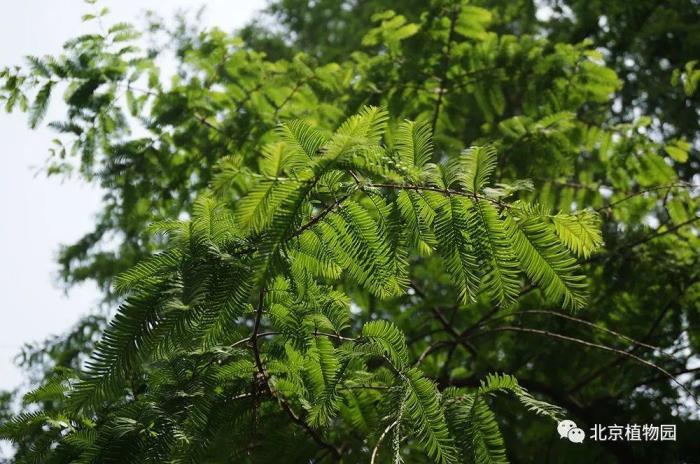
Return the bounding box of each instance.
[0,0,266,394]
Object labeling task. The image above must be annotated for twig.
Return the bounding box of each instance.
[595,183,698,213]
[273,78,310,119]
[430,5,459,134]
[613,216,700,251]
[370,182,512,209]
[315,331,357,342]
[409,282,478,359]
[290,193,353,239]
[622,366,700,393]
[567,300,678,393]
[459,285,535,337]
[413,341,451,367]
[370,419,399,464]
[482,309,663,353]
[194,113,223,133]
[469,326,699,406]
[588,215,700,263]
[228,189,354,258]
[231,331,280,349]
[250,288,267,376]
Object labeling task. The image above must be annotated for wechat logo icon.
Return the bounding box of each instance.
[558,420,585,444]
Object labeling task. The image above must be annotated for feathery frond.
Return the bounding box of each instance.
[5,108,598,462]
[356,320,409,369]
[395,119,433,172]
[434,196,480,303]
[551,210,603,259]
[505,207,588,310]
[403,368,457,464]
[468,200,520,307]
[460,146,498,194]
[279,119,328,160]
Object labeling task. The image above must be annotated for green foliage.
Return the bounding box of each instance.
[443,374,561,464]
[505,207,588,310]
[402,368,457,464]
[446,392,506,464]
[1,110,576,463]
[356,320,409,368]
[2,0,699,462]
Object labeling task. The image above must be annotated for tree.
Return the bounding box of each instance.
[250,0,700,146]
[1,1,698,462]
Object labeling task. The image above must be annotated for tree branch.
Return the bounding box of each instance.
[595,182,698,213]
[588,215,700,263]
[430,5,459,134]
[370,182,512,209]
[370,419,399,464]
[483,309,663,353]
[469,325,698,406]
[290,192,353,239]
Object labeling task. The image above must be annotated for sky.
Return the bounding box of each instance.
[0,0,266,394]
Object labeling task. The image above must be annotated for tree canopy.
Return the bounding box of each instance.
[1,0,698,462]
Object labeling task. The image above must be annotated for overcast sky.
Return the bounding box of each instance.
[0,0,266,396]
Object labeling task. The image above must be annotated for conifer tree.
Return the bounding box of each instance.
[1,1,698,462]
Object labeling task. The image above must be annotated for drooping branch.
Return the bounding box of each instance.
[481,309,664,353]
[468,325,699,406]
[567,299,680,393]
[370,419,399,464]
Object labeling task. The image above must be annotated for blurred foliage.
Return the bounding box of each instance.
[248,0,700,144]
[0,0,698,462]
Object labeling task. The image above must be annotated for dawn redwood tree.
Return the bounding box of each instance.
[250,0,700,147]
[1,0,698,462]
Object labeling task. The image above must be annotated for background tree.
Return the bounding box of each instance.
[249,0,700,145]
[1,0,698,462]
